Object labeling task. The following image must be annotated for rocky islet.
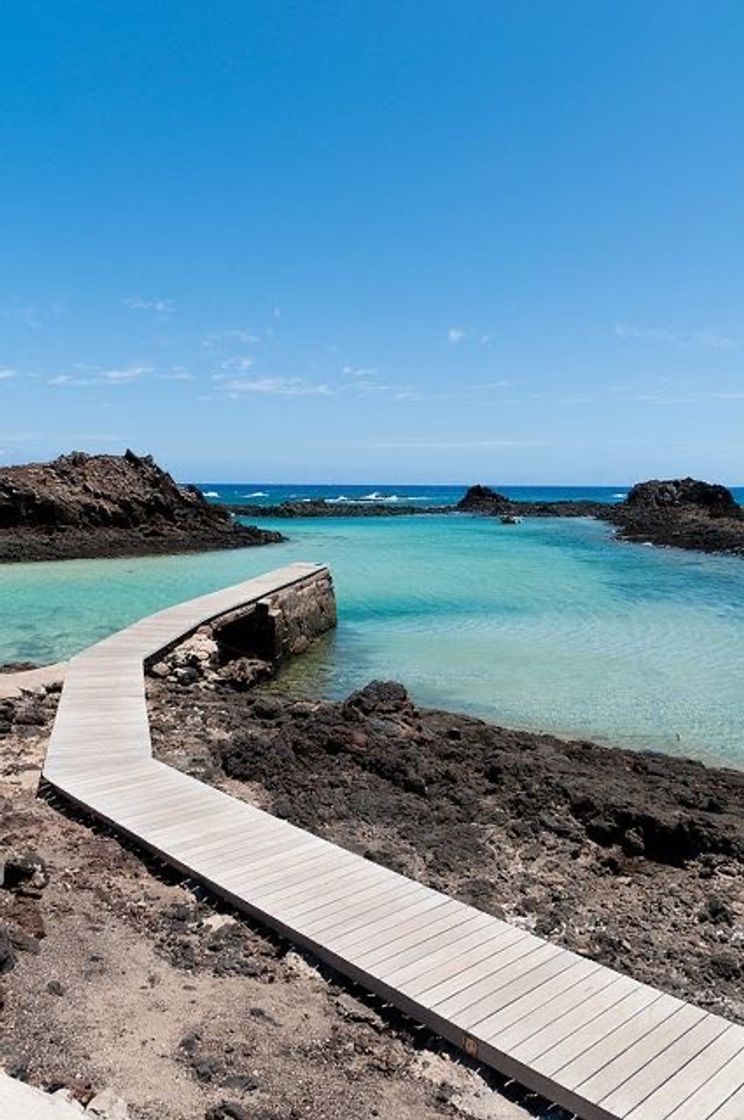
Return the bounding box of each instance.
[0,450,284,562]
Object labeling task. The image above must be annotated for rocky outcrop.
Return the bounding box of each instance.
[456,485,514,514]
[624,477,738,515]
[604,477,744,555]
[457,485,605,519]
[0,451,284,562]
[458,478,744,554]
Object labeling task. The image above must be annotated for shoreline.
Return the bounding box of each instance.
[0,524,284,565]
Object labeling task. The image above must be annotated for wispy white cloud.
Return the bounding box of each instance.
[2,306,40,329]
[638,390,744,404]
[221,376,332,398]
[0,430,37,443]
[691,329,738,350]
[614,322,677,343]
[0,369,17,381]
[447,327,491,345]
[340,375,426,402]
[614,323,739,349]
[203,328,261,348]
[369,438,548,450]
[342,364,379,377]
[48,364,151,387]
[123,296,174,317]
[48,375,82,386]
[220,356,255,372]
[159,368,194,382]
[0,431,38,459]
[100,364,151,383]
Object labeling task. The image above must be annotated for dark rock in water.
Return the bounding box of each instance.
[458,485,606,519]
[458,476,744,556]
[624,477,738,515]
[0,450,285,562]
[456,485,514,513]
[605,477,744,555]
[343,680,411,714]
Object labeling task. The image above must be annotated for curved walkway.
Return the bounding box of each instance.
[38,564,744,1120]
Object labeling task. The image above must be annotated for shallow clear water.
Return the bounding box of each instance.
[1,502,743,767]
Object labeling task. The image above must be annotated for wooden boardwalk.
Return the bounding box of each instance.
[0,1072,87,1118]
[40,563,744,1120]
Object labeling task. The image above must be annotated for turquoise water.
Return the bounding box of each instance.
[1,505,744,766]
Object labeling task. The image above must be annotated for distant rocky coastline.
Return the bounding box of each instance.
[230,476,744,558]
[455,484,606,518]
[0,451,284,563]
[231,498,448,518]
[457,479,744,555]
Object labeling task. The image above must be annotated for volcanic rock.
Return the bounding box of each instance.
[456,485,514,514]
[605,477,744,555]
[0,450,284,562]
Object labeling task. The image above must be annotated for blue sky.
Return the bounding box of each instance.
[2,1,743,484]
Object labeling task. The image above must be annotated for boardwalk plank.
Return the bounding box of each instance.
[624,1026,744,1120]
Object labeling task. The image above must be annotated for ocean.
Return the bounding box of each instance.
[1,483,743,767]
[196,483,634,507]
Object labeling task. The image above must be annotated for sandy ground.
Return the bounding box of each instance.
[4,649,743,1120]
[0,686,542,1120]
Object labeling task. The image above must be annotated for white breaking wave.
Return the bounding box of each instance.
[243,491,269,498]
[203,491,219,498]
[612,492,627,499]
